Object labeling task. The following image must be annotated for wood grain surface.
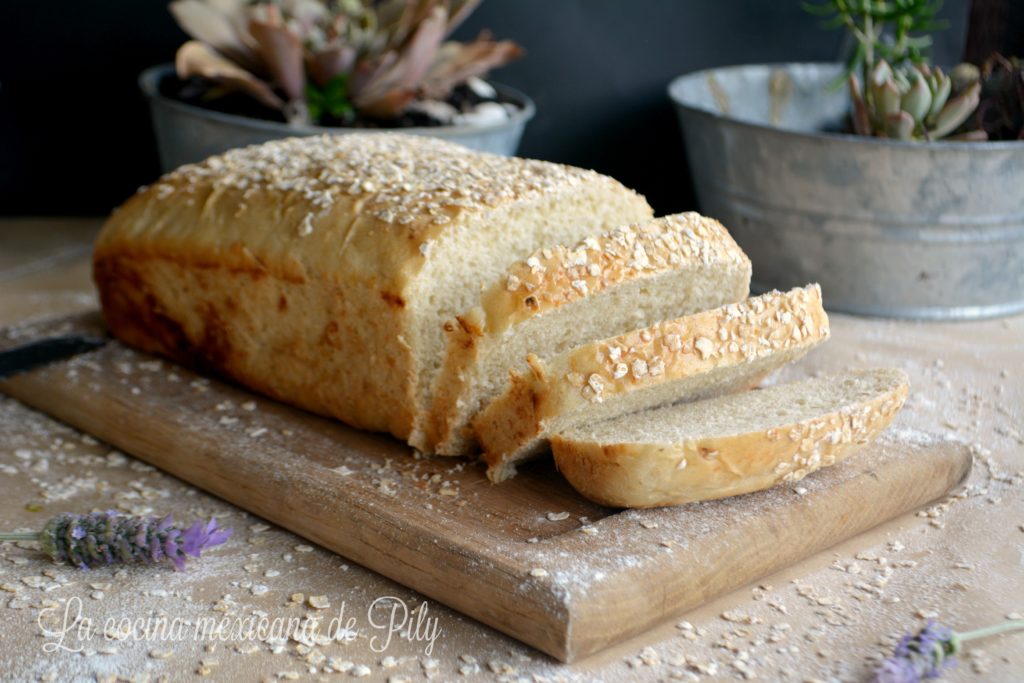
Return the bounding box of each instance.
[0,313,972,662]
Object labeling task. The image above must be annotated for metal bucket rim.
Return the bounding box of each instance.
[139,63,536,139]
[668,62,1024,153]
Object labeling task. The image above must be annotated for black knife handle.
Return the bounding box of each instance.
[0,335,108,380]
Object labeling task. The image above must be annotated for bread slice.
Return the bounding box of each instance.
[474,284,830,482]
[423,213,753,455]
[94,134,652,445]
[550,368,909,508]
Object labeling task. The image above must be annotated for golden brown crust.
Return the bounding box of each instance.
[474,285,831,480]
[550,371,909,508]
[426,214,752,455]
[95,134,645,441]
[94,249,417,436]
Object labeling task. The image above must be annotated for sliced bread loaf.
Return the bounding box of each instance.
[550,368,909,508]
[473,284,831,482]
[423,213,752,455]
[94,134,652,446]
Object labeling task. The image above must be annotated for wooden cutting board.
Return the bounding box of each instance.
[0,313,971,662]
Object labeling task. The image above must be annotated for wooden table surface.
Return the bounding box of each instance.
[0,218,1021,682]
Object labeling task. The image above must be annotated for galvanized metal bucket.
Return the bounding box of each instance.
[669,63,1024,320]
[140,64,535,172]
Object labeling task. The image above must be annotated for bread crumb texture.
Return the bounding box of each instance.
[551,368,909,507]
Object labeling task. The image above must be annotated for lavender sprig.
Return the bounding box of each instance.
[0,512,231,570]
[876,618,1024,682]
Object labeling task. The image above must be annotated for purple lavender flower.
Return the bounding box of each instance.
[875,620,957,682]
[0,511,231,570]
[875,617,1024,682]
[182,518,233,557]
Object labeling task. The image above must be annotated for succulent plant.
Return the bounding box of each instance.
[971,54,1024,141]
[806,0,986,141]
[169,0,523,125]
[804,0,948,87]
[849,59,983,140]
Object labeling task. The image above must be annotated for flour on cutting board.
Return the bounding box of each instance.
[0,312,1021,680]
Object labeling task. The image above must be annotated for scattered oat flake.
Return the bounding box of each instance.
[308,595,330,609]
[529,568,549,578]
[294,544,314,553]
[546,511,570,521]
[695,336,714,359]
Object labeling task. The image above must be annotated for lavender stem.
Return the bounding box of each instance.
[956,620,1024,644]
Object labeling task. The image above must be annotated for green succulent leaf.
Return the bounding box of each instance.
[926,72,952,121]
[950,63,980,93]
[901,75,932,122]
[848,72,872,135]
[871,59,894,87]
[930,80,981,139]
[305,74,353,123]
[879,80,904,117]
[886,111,916,139]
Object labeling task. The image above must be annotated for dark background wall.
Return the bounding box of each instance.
[3,0,1018,216]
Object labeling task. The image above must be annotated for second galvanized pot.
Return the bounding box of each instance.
[669,63,1024,320]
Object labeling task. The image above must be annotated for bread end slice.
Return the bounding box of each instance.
[550,368,909,508]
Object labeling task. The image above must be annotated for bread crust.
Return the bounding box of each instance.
[427,213,752,455]
[94,133,649,442]
[474,285,831,481]
[550,369,909,508]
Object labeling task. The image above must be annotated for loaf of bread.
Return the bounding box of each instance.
[93,134,653,444]
[474,285,831,482]
[424,213,752,455]
[551,368,909,507]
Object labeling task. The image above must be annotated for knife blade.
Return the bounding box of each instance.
[0,335,109,380]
